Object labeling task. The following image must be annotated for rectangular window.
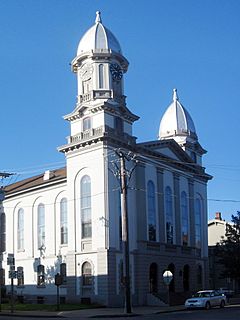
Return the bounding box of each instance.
[115,117,123,135]
[83,117,91,131]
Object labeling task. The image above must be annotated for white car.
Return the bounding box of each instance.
[185,290,227,310]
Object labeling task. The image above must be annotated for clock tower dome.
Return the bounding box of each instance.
[60,11,138,148]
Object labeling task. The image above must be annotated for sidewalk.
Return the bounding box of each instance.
[0,305,186,318]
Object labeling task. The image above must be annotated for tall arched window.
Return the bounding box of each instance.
[81,175,92,239]
[195,197,202,248]
[37,203,45,249]
[181,192,189,246]
[60,198,68,245]
[0,213,6,252]
[98,64,104,88]
[165,186,173,244]
[82,261,92,286]
[147,181,156,241]
[17,208,24,250]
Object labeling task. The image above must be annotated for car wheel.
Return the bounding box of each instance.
[205,301,211,310]
[220,300,225,308]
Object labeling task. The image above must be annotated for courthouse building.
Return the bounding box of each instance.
[0,12,211,306]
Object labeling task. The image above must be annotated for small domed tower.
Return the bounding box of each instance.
[159,89,206,164]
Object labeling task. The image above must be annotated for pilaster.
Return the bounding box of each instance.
[135,163,146,242]
[173,173,181,245]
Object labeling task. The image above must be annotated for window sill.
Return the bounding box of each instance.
[82,285,92,288]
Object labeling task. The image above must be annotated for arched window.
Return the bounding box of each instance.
[82,261,92,286]
[0,213,6,252]
[98,64,104,88]
[147,181,156,241]
[195,197,202,248]
[17,208,24,250]
[81,175,92,239]
[37,204,45,249]
[60,198,68,245]
[37,264,45,286]
[181,192,189,246]
[83,117,91,131]
[165,186,173,244]
[17,266,24,286]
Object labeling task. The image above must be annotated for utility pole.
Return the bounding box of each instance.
[118,151,131,314]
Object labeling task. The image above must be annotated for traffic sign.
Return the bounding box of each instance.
[7,254,15,266]
[8,271,17,279]
[17,270,24,279]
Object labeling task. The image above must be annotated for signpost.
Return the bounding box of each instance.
[163,270,173,306]
[55,273,63,311]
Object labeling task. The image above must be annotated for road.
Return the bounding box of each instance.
[0,305,240,320]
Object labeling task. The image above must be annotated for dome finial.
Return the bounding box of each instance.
[173,88,178,102]
[95,11,102,23]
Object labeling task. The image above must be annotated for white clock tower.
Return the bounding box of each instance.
[57,12,139,305]
[61,11,139,141]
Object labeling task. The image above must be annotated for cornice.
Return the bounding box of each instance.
[64,99,139,123]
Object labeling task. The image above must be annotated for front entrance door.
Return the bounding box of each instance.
[149,263,158,293]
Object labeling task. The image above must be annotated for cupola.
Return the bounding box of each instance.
[159,89,198,143]
[77,11,122,55]
[159,89,206,164]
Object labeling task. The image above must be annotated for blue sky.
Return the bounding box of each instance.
[0,0,239,221]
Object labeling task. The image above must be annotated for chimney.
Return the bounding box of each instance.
[215,212,222,220]
[43,170,55,181]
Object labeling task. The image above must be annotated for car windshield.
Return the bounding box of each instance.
[193,292,211,298]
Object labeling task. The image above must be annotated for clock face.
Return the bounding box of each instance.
[80,64,93,80]
[110,63,123,81]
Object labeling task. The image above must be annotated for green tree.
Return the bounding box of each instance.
[215,211,240,279]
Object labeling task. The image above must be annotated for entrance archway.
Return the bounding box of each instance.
[183,264,190,291]
[149,263,158,293]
